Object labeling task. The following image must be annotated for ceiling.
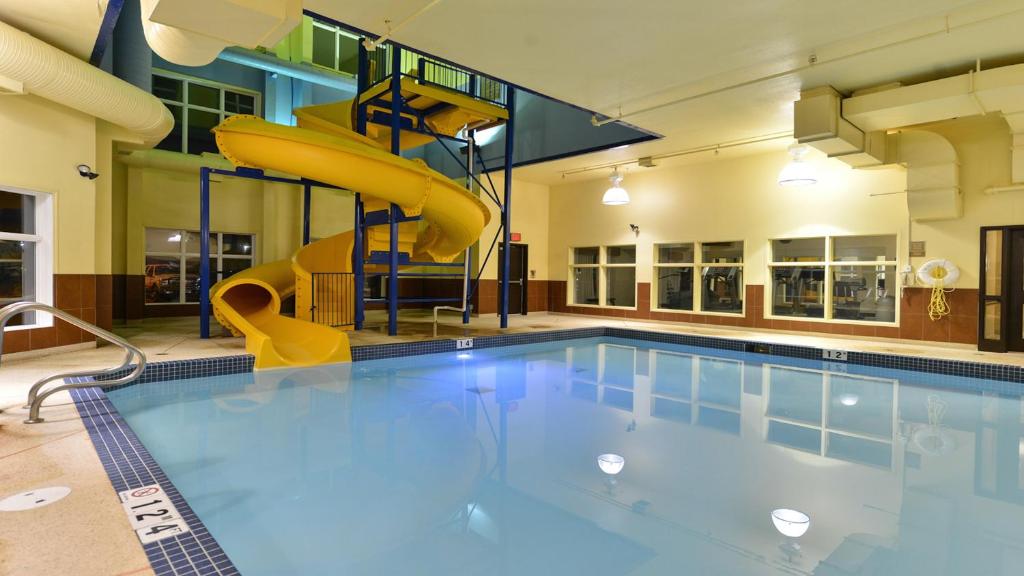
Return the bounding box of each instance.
[307,0,1024,184]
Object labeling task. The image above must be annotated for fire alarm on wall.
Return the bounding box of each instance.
[510,232,522,242]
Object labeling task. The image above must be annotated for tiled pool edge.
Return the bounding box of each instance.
[69,381,240,576]
[68,325,1024,576]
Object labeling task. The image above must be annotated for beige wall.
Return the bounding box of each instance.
[117,164,355,275]
[546,114,1019,292]
[479,174,550,280]
[0,94,101,274]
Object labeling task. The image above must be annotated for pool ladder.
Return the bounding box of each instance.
[0,301,146,424]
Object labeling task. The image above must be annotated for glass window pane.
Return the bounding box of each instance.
[187,109,220,155]
[832,265,897,322]
[602,345,635,388]
[767,420,821,453]
[828,375,894,437]
[606,245,636,264]
[701,266,742,313]
[338,34,359,75]
[984,301,1001,340]
[768,367,823,424]
[656,266,693,310]
[145,256,180,303]
[702,241,743,263]
[312,25,337,68]
[183,230,215,255]
[154,104,183,153]
[832,235,897,262]
[573,247,599,265]
[146,228,183,253]
[985,230,1002,296]
[152,75,183,101]
[0,190,34,235]
[826,433,891,468]
[0,240,36,325]
[187,83,220,109]
[772,238,824,262]
[184,258,214,303]
[221,258,251,278]
[657,243,694,264]
[770,266,825,318]
[606,267,635,307]
[572,267,598,305]
[224,91,255,115]
[221,234,253,255]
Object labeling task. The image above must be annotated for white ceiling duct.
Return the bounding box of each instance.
[896,130,961,222]
[140,0,301,66]
[0,20,173,147]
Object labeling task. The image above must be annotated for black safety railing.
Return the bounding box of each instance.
[310,272,356,328]
[364,43,508,107]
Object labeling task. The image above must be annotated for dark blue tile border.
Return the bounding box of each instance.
[69,380,240,576]
[68,325,1024,575]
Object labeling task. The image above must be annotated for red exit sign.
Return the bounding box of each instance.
[510,232,522,242]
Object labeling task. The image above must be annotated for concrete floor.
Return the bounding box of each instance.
[2,310,1022,575]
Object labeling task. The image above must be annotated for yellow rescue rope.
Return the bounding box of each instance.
[927,269,952,321]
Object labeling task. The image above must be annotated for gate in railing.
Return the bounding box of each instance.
[310,272,356,328]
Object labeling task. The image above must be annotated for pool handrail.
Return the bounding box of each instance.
[0,301,147,424]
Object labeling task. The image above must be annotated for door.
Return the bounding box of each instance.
[979,226,1020,352]
[498,243,528,315]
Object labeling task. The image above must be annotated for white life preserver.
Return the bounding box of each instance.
[916,259,959,287]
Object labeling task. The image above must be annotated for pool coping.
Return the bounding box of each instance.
[68,325,1024,576]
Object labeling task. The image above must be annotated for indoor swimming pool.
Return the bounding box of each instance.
[107,338,1024,575]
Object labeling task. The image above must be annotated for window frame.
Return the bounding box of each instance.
[766,234,899,326]
[0,186,54,331]
[651,240,745,316]
[152,69,262,155]
[309,19,361,77]
[144,228,256,305]
[568,245,637,310]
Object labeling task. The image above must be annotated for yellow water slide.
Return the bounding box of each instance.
[210,84,504,369]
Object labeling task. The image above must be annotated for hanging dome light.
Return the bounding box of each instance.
[602,167,630,205]
[597,453,625,475]
[777,144,817,187]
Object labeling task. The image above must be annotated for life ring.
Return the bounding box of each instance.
[917,259,959,287]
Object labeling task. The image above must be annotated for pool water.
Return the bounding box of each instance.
[109,337,1024,575]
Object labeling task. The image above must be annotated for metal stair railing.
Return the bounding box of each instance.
[0,301,146,424]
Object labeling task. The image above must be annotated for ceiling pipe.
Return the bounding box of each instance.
[0,19,172,147]
[217,47,357,93]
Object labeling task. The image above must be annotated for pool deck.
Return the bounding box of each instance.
[2,310,1023,575]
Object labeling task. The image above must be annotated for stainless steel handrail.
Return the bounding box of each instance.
[0,301,147,424]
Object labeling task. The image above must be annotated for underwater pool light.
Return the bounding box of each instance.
[456,352,472,360]
[778,144,817,187]
[602,167,630,205]
[771,508,810,538]
[838,393,859,407]
[597,453,625,475]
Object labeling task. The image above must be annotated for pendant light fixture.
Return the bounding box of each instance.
[602,167,630,205]
[777,144,817,187]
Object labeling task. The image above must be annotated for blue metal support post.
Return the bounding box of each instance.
[499,88,516,329]
[353,193,365,330]
[302,182,311,245]
[387,44,403,336]
[463,128,476,325]
[199,167,212,338]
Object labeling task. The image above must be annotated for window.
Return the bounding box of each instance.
[654,243,694,311]
[769,235,897,323]
[145,229,254,304]
[569,246,636,308]
[152,72,261,155]
[653,241,744,315]
[0,189,53,328]
[310,20,360,76]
